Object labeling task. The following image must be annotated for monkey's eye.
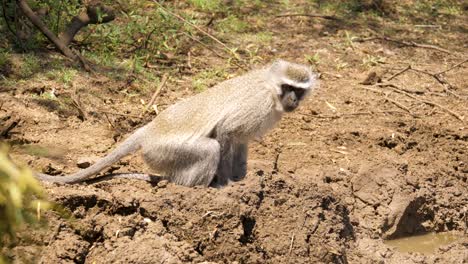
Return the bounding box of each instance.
[293,88,305,99]
[281,84,305,100]
[281,84,294,93]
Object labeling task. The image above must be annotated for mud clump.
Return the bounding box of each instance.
[23,174,353,263]
[7,161,465,263]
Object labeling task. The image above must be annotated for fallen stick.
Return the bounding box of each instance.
[71,92,87,121]
[0,118,20,138]
[387,65,411,81]
[382,85,465,122]
[288,233,295,255]
[153,1,234,56]
[409,68,463,99]
[356,36,451,54]
[376,82,425,95]
[97,110,141,119]
[435,58,468,75]
[275,13,338,20]
[182,32,228,60]
[384,97,418,117]
[143,73,169,115]
[309,110,407,119]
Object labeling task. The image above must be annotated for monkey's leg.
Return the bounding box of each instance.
[143,138,220,187]
[231,143,248,181]
[211,141,234,187]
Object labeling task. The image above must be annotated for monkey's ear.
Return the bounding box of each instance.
[269,59,287,73]
[267,61,287,95]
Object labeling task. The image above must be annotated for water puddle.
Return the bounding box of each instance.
[384,232,462,254]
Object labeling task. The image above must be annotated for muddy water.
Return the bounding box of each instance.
[384,232,462,254]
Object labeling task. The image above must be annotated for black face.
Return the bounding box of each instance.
[280,84,306,112]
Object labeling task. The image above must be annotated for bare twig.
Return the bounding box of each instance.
[1,118,20,138]
[378,84,465,122]
[143,73,169,115]
[356,36,451,54]
[59,3,115,46]
[17,0,73,58]
[409,68,462,99]
[380,63,465,99]
[54,0,63,34]
[272,145,283,174]
[387,65,411,81]
[435,58,468,75]
[414,24,442,29]
[272,152,280,173]
[17,0,91,71]
[384,97,417,117]
[143,26,158,50]
[70,89,87,121]
[154,1,236,57]
[187,50,192,69]
[288,234,295,255]
[409,67,437,77]
[6,1,26,50]
[102,112,116,130]
[310,217,321,234]
[182,32,247,70]
[129,25,158,53]
[331,149,349,155]
[182,32,228,59]
[361,86,385,94]
[411,97,464,122]
[309,110,407,119]
[13,1,25,50]
[376,82,425,95]
[275,13,338,20]
[97,110,142,119]
[2,0,16,37]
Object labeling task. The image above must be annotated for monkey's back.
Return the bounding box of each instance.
[148,68,282,141]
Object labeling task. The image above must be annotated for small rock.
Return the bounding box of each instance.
[360,71,382,85]
[76,158,92,169]
[157,180,168,188]
[42,163,62,175]
[76,156,100,169]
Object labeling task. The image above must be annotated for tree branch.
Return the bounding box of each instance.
[16,0,92,71]
[17,0,76,58]
[59,3,115,46]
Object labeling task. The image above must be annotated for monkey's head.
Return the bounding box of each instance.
[268,60,317,112]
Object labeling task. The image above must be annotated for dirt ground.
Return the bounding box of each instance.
[1,2,467,263]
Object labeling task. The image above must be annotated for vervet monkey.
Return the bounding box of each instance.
[36,60,317,187]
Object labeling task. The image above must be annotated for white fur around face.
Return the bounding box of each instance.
[280,74,316,89]
[267,60,317,95]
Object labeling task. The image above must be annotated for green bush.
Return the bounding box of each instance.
[0,146,50,263]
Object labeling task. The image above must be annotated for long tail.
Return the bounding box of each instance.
[84,173,162,184]
[35,126,147,184]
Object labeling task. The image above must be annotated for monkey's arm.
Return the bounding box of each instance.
[231,143,247,181]
[214,139,234,186]
[35,126,147,183]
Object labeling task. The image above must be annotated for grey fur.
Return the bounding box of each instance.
[36,60,317,187]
